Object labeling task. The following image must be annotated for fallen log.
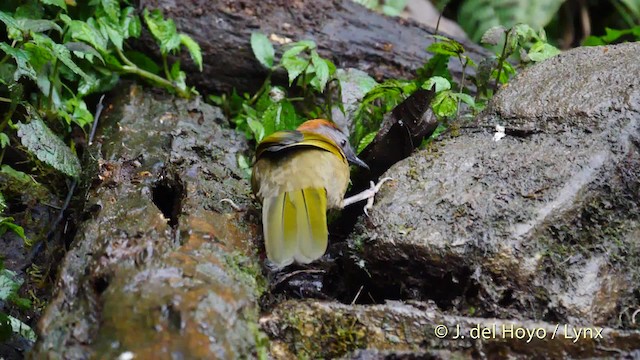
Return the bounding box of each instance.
[135,0,490,94]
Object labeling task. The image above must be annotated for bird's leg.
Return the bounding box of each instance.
[341,177,393,216]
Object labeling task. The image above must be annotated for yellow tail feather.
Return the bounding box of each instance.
[262,188,328,267]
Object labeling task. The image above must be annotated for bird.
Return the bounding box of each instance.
[251,119,370,267]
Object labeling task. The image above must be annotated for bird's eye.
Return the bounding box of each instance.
[340,139,347,147]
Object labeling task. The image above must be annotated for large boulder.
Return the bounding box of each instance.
[344,42,640,328]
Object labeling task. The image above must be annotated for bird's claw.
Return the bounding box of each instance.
[363,177,393,216]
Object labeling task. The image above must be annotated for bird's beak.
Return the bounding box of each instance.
[345,147,369,170]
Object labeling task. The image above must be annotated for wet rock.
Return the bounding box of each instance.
[262,300,640,359]
[345,42,640,331]
[31,85,265,359]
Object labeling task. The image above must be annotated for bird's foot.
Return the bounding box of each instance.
[342,177,393,216]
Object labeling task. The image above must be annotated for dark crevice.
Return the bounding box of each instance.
[498,289,515,307]
[340,266,474,309]
[265,241,478,314]
[151,173,185,228]
[93,275,110,295]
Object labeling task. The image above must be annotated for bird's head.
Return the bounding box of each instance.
[297,119,369,170]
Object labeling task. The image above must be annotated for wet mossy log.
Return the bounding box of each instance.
[32,85,264,358]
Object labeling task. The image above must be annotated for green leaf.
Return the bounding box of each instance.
[8,315,36,342]
[180,34,203,71]
[97,17,124,50]
[382,0,408,16]
[14,1,45,20]
[582,35,605,46]
[310,51,330,92]
[281,56,309,85]
[251,32,275,69]
[0,11,21,31]
[0,313,11,342]
[427,36,465,56]
[0,165,35,184]
[62,98,94,127]
[121,7,142,39]
[237,154,252,179]
[357,131,377,153]
[282,40,316,59]
[0,217,27,242]
[418,53,451,81]
[169,60,189,94]
[0,268,21,301]
[451,92,476,107]
[101,0,120,22]
[33,34,91,81]
[493,61,515,83]
[423,76,451,93]
[16,117,82,178]
[143,9,181,55]
[40,0,67,10]
[124,50,160,74]
[78,71,119,96]
[279,100,300,129]
[261,103,279,136]
[0,165,36,186]
[0,43,36,81]
[14,18,62,34]
[65,42,105,64]
[61,14,108,52]
[0,133,8,149]
[0,192,6,213]
[247,118,265,142]
[458,0,564,42]
[431,90,457,118]
[620,0,640,18]
[527,42,560,62]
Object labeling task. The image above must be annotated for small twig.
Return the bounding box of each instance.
[494,29,511,92]
[220,198,243,211]
[351,285,364,305]
[632,308,640,324]
[434,13,442,37]
[595,346,625,355]
[88,95,105,146]
[271,269,326,289]
[20,96,107,271]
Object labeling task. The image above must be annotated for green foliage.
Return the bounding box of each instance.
[582,26,640,45]
[352,0,408,16]
[251,32,274,69]
[0,0,202,191]
[458,0,565,42]
[0,262,35,342]
[477,24,560,97]
[351,79,417,150]
[16,116,82,177]
[0,186,27,243]
[211,34,338,143]
[350,35,483,152]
